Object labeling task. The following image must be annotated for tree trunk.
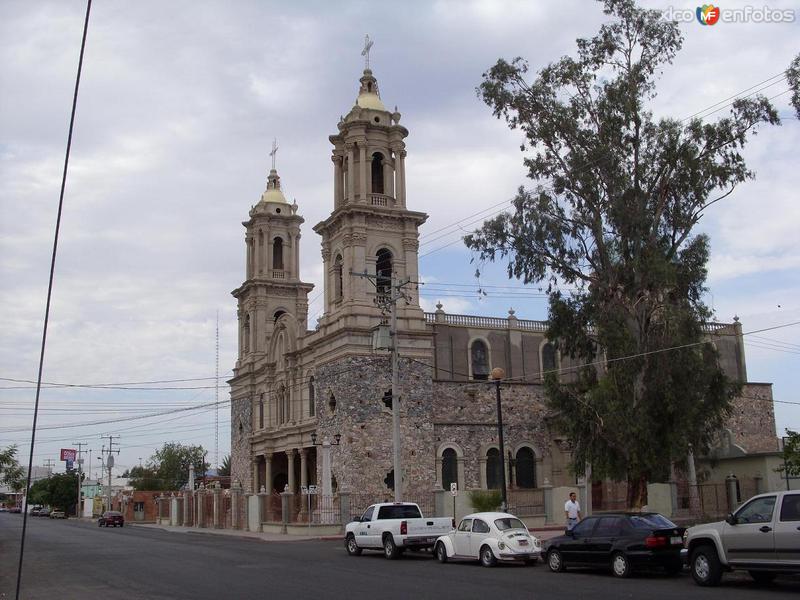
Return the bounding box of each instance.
[626,473,648,509]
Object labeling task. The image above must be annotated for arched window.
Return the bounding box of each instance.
[329,392,336,413]
[442,448,458,490]
[471,340,490,380]
[272,237,284,270]
[308,377,316,417]
[376,248,392,296]
[334,255,343,301]
[371,153,384,194]
[274,310,286,322]
[515,447,536,489]
[277,385,286,424]
[541,342,557,374]
[486,448,501,490]
[243,314,251,354]
[258,394,264,429]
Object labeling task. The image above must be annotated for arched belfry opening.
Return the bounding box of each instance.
[273,237,284,270]
[376,248,392,296]
[371,153,384,194]
[334,255,344,301]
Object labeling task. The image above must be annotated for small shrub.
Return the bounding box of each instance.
[469,489,502,512]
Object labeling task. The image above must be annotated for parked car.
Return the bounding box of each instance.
[50,510,66,519]
[683,490,800,586]
[30,506,42,516]
[38,508,51,518]
[345,502,453,559]
[98,511,124,527]
[543,512,685,577]
[434,512,541,567]
[9,506,22,514]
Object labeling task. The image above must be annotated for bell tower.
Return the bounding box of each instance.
[232,151,314,368]
[314,61,429,349]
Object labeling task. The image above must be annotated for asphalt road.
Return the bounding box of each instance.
[1,513,799,600]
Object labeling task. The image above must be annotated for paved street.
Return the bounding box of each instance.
[1,513,798,600]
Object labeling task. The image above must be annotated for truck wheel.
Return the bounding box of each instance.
[690,544,722,586]
[480,545,497,568]
[383,535,400,560]
[749,571,777,585]
[435,542,448,563]
[345,534,362,556]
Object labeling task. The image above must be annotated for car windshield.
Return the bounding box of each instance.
[628,514,676,529]
[494,517,527,531]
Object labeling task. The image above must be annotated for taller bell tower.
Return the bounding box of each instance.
[313,66,429,355]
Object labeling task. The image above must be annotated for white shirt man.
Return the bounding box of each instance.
[564,492,581,530]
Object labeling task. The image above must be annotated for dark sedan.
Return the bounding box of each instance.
[98,511,124,527]
[542,512,685,577]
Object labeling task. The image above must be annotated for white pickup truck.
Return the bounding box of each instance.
[683,490,800,586]
[345,502,454,559]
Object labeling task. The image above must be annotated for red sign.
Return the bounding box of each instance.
[60,448,77,462]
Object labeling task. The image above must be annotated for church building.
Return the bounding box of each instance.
[228,61,778,506]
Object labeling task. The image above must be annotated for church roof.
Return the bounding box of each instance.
[355,68,386,112]
[257,168,288,205]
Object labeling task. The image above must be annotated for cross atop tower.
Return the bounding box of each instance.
[269,138,279,170]
[361,34,373,69]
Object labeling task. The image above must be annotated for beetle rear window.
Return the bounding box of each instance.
[494,517,526,531]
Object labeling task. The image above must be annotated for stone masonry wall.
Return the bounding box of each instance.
[230,396,253,492]
[726,382,778,453]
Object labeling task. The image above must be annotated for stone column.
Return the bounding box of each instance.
[383,160,394,199]
[231,485,241,530]
[542,479,554,525]
[478,456,488,489]
[333,155,343,207]
[183,490,191,527]
[358,142,367,202]
[397,149,406,207]
[245,235,253,279]
[300,449,308,490]
[264,453,273,494]
[212,486,221,529]
[346,144,355,204]
[252,458,260,495]
[294,233,301,282]
[725,473,739,513]
[287,449,296,494]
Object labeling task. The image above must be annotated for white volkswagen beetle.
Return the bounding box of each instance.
[434,512,541,567]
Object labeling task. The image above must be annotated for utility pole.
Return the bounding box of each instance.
[100,435,120,513]
[43,459,55,476]
[490,368,508,512]
[351,269,413,502]
[72,441,87,517]
[215,309,220,470]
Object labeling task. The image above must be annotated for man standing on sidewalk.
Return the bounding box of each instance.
[564,492,581,532]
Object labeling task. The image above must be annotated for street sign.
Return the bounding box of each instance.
[450,483,458,496]
[60,448,77,461]
[66,459,74,471]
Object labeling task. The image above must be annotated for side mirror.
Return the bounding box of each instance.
[725,513,737,526]
[351,516,361,523]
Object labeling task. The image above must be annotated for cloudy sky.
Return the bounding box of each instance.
[1,0,798,478]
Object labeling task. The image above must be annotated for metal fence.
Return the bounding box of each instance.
[290,493,339,524]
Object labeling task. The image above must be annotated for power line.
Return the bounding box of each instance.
[16,3,92,599]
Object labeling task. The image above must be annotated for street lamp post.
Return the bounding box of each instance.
[311,432,341,524]
[491,367,508,512]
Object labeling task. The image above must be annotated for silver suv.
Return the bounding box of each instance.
[683,490,800,585]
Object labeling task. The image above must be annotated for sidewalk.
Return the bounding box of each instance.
[130,522,342,542]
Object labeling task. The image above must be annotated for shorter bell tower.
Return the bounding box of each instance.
[232,153,314,368]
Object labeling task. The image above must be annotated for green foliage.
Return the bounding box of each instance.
[0,445,24,492]
[469,490,502,512]
[129,443,209,491]
[788,54,800,119]
[465,0,772,503]
[780,430,800,478]
[28,472,80,511]
[219,455,231,477]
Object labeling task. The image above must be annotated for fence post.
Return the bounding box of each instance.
[339,492,350,529]
[231,482,241,530]
[542,479,554,525]
[725,473,739,514]
[183,490,191,526]
[281,488,293,534]
[754,473,764,495]
[212,486,222,529]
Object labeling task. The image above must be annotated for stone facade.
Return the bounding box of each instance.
[228,63,779,503]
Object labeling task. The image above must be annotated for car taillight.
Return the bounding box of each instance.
[400,521,407,535]
[645,535,668,548]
